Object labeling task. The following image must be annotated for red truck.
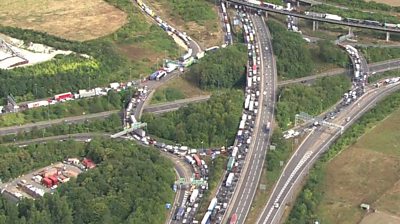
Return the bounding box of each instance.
[54,92,73,101]
[42,178,53,188]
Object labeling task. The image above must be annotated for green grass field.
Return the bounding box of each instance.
[145,0,223,48]
[315,108,400,224]
[150,76,209,104]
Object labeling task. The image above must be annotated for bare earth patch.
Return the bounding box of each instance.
[366,0,400,7]
[361,211,400,224]
[0,0,128,41]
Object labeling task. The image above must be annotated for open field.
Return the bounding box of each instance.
[366,0,400,7]
[145,0,223,48]
[151,76,209,104]
[315,108,400,224]
[361,211,400,224]
[0,0,127,41]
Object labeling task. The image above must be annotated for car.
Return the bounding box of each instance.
[274,202,280,208]
[265,47,269,50]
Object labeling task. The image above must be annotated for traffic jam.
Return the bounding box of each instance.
[126,125,215,224]
[200,9,264,224]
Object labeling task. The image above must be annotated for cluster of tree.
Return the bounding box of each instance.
[276,75,351,128]
[316,40,349,67]
[0,114,122,144]
[286,88,400,224]
[186,45,247,90]
[310,4,400,24]
[166,0,217,23]
[268,20,314,79]
[268,21,348,80]
[319,0,400,13]
[142,89,244,148]
[359,46,400,63]
[0,89,131,127]
[0,139,175,224]
[151,87,185,104]
[0,0,179,102]
[368,70,400,83]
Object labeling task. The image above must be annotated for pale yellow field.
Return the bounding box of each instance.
[316,108,400,224]
[367,0,400,6]
[361,211,400,224]
[0,0,128,41]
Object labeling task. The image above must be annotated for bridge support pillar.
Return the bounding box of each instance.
[386,32,390,42]
[312,21,318,31]
[297,1,300,7]
[265,11,268,19]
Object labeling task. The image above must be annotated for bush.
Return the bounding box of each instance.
[359,46,400,63]
[152,87,185,104]
[276,74,351,128]
[169,0,217,23]
[142,89,244,147]
[186,44,247,90]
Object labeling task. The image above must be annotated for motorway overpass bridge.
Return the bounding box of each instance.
[225,0,400,40]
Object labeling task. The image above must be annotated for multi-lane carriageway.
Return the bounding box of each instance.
[222,14,277,224]
[257,80,400,224]
[225,0,400,33]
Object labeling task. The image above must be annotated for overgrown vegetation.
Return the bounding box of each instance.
[310,4,400,24]
[151,87,185,104]
[268,20,348,80]
[320,0,400,12]
[359,46,400,63]
[0,114,122,144]
[276,74,351,128]
[265,128,292,183]
[0,89,131,127]
[368,70,400,83]
[186,45,247,90]
[0,139,174,224]
[142,89,244,148]
[168,0,217,23]
[0,0,179,102]
[286,90,400,224]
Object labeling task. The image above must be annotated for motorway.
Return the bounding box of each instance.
[223,14,277,224]
[278,58,400,86]
[225,0,400,33]
[256,81,400,224]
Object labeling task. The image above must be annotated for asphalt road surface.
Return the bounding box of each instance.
[257,82,400,224]
[0,110,120,136]
[226,0,400,33]
[224,14,277,224]
[278,58,400,86]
